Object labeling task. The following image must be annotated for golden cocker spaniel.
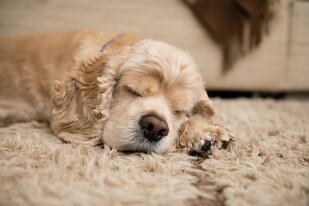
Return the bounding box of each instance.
[0,30,233,155]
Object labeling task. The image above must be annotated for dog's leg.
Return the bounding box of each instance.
[177,115,234,157]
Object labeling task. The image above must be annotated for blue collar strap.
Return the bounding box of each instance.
[100,34,125,52]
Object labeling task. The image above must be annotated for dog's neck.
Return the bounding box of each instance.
[100,34,125,52]
[99,33,140,54]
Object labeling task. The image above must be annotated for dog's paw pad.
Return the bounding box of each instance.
[187,138,213,158]
[201,139,212,151]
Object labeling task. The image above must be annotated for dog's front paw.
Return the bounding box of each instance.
[201,124,235,150]
[177,116,234,157]
[185,137,213,158]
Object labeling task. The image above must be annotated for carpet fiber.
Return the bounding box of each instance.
[0,98,308,206]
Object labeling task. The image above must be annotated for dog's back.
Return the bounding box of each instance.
[0,30,117,126]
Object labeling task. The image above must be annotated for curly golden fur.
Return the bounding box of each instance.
[0,30,233,154]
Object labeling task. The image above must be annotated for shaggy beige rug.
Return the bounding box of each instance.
[0,98,308,206]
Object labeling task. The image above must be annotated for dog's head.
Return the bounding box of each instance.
[51,34,214,154]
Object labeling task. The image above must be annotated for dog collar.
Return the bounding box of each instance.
[100,34,125,52]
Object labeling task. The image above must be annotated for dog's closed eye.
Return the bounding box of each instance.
[173,110,191,118]
[124,85,142,97]
[173,110,184,116]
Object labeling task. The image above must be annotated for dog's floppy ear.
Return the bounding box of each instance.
[50,33,140,145]
[193,87,215,119]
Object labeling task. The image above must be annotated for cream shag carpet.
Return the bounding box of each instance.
[0,99,308,206]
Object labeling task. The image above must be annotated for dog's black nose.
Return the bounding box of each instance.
[139,115,169,142]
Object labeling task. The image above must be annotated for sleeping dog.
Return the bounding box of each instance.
[0,30,234,155]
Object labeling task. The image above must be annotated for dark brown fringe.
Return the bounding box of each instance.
[183,0,280,73]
